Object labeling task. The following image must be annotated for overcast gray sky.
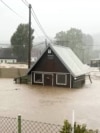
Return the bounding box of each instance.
[0,0,100,43]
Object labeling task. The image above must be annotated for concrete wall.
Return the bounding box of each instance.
[0,68,28,78]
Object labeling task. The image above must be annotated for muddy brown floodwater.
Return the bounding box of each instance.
[0,72,100,130]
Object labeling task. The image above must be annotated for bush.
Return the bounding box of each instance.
[60,120,98,133]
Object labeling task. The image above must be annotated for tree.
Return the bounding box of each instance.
[60,120,98,133]
[11,23,34,62]
[55,31,67,46]
[82,34,93,63]
[55,28,93,64]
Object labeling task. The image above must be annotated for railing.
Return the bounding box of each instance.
[0,115,62,133]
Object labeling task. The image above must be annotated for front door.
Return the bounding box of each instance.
[44,74,52,86]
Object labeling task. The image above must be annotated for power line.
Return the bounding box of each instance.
[24,0,29,5]
[9,44,100,47]
[31,8,52,43]
[1,0,52,43]
[21,0,29,7]
[0,0,26,20]
[21,0,52,43]
[32,28,46,42]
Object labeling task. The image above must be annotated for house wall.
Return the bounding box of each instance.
[90,60,100,67]
[33,50,69,72]
[53,73,71,87]
[72,75,85,88]
[29,48,86,88]
[0,59,17,64]
[31,50,72,87]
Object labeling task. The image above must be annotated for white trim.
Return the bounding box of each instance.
[70,74,72,88]
[32,71,71,86]
[52,74,53,86]
[56,73,67,85]
[42,73,44,86]
[34,72,43,84]
[32,71,70,75]
[30,72,32,84]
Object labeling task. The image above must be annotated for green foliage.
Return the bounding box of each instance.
[11,23,34,62]
[60,120,72,133]
[60,120,98,133]
[55,28,93,64]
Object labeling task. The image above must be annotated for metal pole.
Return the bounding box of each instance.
[70,74,72,88]
[18,115,21,133]
[28,4,32,69]
[72,110,75,133]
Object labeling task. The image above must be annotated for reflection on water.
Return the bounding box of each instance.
[0,78,100,130]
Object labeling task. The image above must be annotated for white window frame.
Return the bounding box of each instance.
[34,72,43,83]
[56,73,67,85]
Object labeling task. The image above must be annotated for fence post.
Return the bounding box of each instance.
[18,115,21,133]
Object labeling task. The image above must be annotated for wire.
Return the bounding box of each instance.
[31,7,52,43]
[33,42,46,47]
[21,0,52,43]
[0,0,52,43]
[21,0,29,7]
[21,0,51,42]
[24,0,29,5]
[0,0,26,20]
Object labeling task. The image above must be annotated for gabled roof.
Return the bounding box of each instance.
[28,44,89,77]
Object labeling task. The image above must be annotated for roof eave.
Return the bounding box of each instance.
[27,45,49,75]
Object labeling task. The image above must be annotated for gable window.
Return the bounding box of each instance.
[48,49,51,54]
[34,73,43,83]
[56,74,67,85]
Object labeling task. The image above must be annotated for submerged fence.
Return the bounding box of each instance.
[0,115,62,133]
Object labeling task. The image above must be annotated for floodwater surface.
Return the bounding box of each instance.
[0,72,100,130]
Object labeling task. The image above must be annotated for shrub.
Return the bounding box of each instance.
[60,120,98,133]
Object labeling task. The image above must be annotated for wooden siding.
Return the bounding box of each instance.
[31,50,69,73]
[30,48,85,88]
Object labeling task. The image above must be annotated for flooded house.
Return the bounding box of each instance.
[0,48,17,64]
[27,44,89,88]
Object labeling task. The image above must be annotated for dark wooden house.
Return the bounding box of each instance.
[27,44,88,88]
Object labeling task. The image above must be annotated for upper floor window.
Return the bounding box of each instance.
[48,49,51,54]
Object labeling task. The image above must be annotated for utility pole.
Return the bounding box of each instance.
[28,4,31,69]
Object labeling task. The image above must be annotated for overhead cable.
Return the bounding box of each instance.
[31,8,52,43]
[21,0,52,42]
[21,0,29,7]
[0,0,26,20]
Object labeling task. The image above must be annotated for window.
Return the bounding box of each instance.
[56,74,67,85]
[34,73,43,83]
[48,49,51,54]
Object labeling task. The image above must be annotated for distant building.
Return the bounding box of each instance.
[0,43,11,48]
[0,48,17,64]
[27,44,89,88]
[90,58,100,67]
